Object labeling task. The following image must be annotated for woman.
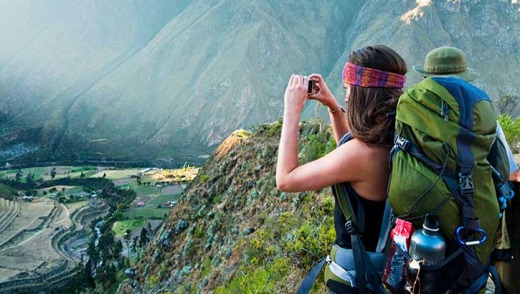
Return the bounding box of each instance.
[276,44,407,251]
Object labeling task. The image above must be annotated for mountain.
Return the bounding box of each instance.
[118,119,336,293]
[0,0,519,167]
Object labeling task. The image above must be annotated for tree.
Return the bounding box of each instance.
[15,169,23,182]
[132,236,139,252]
[87,240,98,266]
[50,168,57,179]
[139,227,148,247]
[113,240,123,259]
[147,222,153,240]
[25,172,35,185]
[84,259,96,289]
[496,94,520,116]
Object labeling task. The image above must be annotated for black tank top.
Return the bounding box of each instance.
[333,184,385,252]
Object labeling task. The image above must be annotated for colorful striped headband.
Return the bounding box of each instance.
[342,62,406,88]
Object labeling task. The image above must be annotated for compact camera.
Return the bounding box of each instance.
[307,78,316,94]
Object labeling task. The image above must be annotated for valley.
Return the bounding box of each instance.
[0,164,197,293]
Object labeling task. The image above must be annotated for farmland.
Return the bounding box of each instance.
[0,165,196,293]
[0,196,109,292]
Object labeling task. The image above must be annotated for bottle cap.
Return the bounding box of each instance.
[423,214,440,232]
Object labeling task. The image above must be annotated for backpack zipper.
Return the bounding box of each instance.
[441,99,449,121]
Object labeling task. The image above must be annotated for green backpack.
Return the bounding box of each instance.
[388,76,512,292]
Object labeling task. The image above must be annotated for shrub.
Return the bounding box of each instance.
[498,114,520,152]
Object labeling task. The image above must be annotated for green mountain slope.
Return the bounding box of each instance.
[118,119,337,293]
[0,1,519,166]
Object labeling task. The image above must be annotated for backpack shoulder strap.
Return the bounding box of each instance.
[296,257,327,294]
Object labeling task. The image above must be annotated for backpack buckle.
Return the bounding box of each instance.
[345,219,356,234]
[459,173,474,197]
[394,136,409,151]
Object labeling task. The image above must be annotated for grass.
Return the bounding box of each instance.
[0,166,100,181]
[0,170,17,176]
[70,166,97,172]
[0,183,17,198]
[63,186,86,194]
[112,219,148,237]
[92,169,144,180]
[146,194,180,206]
[124,207,170,220]
[134,186,160,196]
[0,166,52,181]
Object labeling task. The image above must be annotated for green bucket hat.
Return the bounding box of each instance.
[412,46,479,81]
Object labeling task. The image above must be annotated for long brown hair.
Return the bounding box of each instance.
[345,45,407,145]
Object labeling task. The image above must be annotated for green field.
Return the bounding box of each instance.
[134,186,160,196]
[63,186,87,194]
[112,219,148,237]
[0,166,99,182]
[124,207,170,220]
[90,169,144,180]
[0,183,17,197]
[147,194,180,206]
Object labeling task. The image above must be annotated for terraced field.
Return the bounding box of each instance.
[0,197,109,293]
[0,166,191,292]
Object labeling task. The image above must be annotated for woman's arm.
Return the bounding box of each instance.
[276,75,364,192]
[277,138,365,192]
[276,75,307,190]
[328,105,349,143]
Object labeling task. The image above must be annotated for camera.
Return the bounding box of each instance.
[307,78,316,94]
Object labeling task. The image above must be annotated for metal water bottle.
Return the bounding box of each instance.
[409,214,445,293]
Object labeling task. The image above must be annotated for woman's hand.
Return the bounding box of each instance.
[307,73,338,108]
[284,75,309,114]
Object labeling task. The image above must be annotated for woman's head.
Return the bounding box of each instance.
[343,45,407,145]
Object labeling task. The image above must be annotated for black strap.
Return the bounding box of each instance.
[333,180,386,293]
[465,268,494,294]
[296,257,327,294]
[375,200,393,253]
[350,227,367,293]
[347,221,386,294]
[394,135,445,174]
[421,247,463,271]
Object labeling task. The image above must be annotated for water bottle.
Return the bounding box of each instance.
[408,214,446,293]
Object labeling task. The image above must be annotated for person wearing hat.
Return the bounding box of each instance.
[412,46,480,81]
[413,46,518,294]
[413,46,517,171]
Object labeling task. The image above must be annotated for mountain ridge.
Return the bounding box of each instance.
[1,1,519,167]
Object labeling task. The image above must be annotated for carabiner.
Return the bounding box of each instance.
[455,226,487,246]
